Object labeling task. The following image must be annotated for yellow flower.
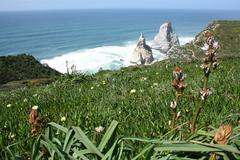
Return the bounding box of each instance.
[7,104,12,108]
[61,116,66,122]
[130,89,136,94]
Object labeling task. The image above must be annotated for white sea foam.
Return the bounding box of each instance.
[41,37,194,73]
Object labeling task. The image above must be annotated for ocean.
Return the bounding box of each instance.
[0,9,240,73]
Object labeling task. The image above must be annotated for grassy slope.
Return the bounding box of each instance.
[181,20,240,59]
[0,21,240,157]
[0,54,61,85]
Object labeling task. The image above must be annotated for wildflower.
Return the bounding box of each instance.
[173,66,185,81]
[200,64,211,77]
[91,86,94,90]
[7,104,12,108]
[214,124,233,144]
[8,132,16,139]
[141,77,147,81]
[97,84,100,87]
[170,101,177,109]
[61,116,66,122]
[29,106,41,135]
[95,126,104,133]
[200,89,212,100]
[212,61,219,70]
[130,89,136,94]
[177,111,181,118]
[168,120,172,126]
[32,105,38,110]
[102,81,106,85]
[153,82,158,86]
[201,43,209,51]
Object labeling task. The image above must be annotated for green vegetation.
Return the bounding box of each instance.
[0,54,61,85]
[0,21,240,159]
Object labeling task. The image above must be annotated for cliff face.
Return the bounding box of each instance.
[0,54,61,85]
[151,22,180,53]
[168,21,240,60]
[131,33,154,65]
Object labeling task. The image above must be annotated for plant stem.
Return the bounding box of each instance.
[191,75,209,133]
[170,92,180,129]
[191,100,204,133]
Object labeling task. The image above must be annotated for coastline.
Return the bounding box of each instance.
[41,36,194,73]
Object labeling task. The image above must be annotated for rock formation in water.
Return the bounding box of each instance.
[130,33,154,65]
[151,22,180,53]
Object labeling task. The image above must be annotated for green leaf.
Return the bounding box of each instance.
[132,144,154,160]
[73,127,104,158]
[48,122,68,133]
[98,120,118,152]
[63,129,75,153]
[31,135,41,160]
[41,135,67,160]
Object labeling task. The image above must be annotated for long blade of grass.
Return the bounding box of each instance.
[31,135,41,160]
[98,120,118,152]
[132,144,154,160]
[63,129,75,153]
[73,127,104,158]
[48,122,68,133]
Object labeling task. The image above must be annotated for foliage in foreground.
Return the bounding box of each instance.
[1,57,240,159]
[5,120,240,160]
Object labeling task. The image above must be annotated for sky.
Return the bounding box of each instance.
[0,0,239,11]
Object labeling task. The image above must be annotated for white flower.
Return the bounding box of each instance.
[201,43,209,51]
[130,89,136,94]
[213,41,219,49]
[177,111,181,118]
[9,132,15,139]
[95,126,104,133]
[61,116,66,122]
[91,86,94,90]
[170,101,177,109]
[32,105,38,110]
[102,81,106,85]
[141,77,147,81]
[97,84,100,87]
[168,120,172,126]
[7,104,12,108]
[153,83,158,86]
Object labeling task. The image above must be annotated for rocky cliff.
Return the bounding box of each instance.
[131,33,154,65]
[151,22,180,53]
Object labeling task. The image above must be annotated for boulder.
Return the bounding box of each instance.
[131,33,154,65]
[151,22,180,53]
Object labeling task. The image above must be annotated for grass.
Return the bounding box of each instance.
[1,57,240,159]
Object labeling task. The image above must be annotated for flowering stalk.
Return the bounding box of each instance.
[191,32,219,133]
[170,66,186,129]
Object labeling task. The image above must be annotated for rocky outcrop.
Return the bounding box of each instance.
[130,33,154,65]
[151,22,180,53]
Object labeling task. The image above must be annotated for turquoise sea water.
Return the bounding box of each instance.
[0,9,240,72]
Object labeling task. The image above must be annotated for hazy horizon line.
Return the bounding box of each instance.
[1,8,240,13]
